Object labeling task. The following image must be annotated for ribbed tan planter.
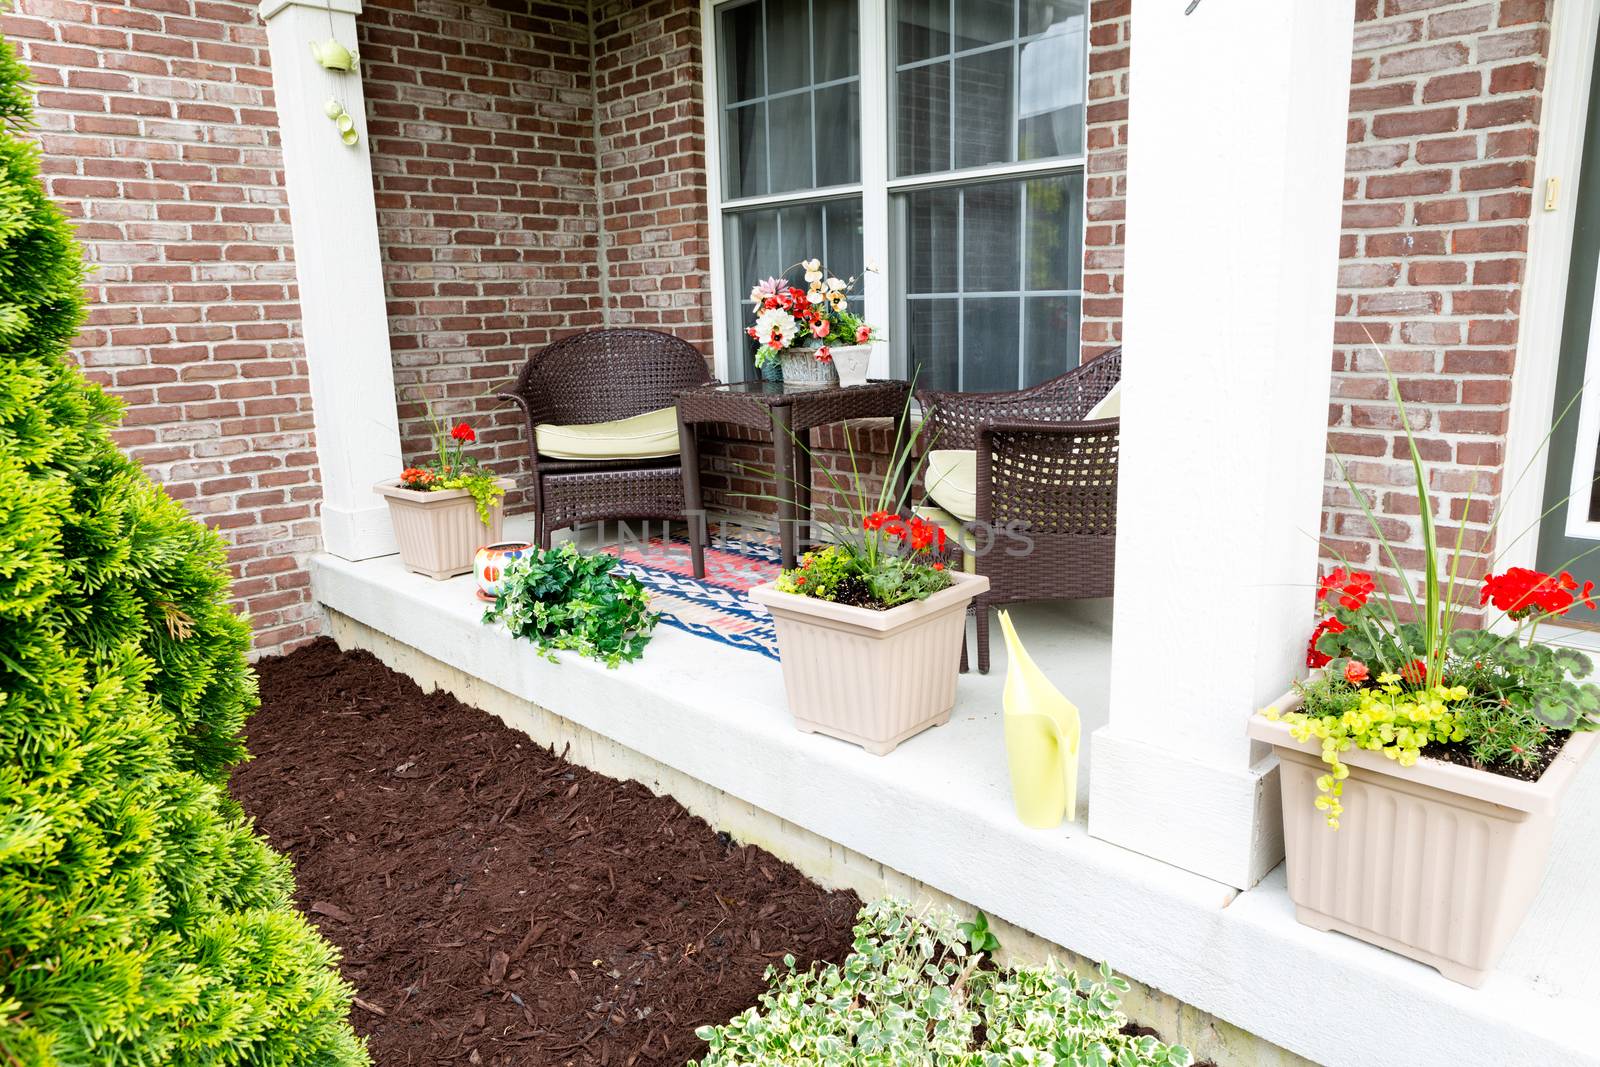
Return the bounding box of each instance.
[1250,694,1598,987]
[748,572,988,755]
[374,478,512,580]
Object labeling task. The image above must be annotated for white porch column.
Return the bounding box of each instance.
[1087,1,1355,889]
[259,0,400,560]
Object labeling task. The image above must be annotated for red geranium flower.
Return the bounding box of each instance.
[450,422,476,444]
[1480,567,1595,619]
[1400,658,1428,686]
[1305,615,1346,669]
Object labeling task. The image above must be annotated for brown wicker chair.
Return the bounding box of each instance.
[916,348,1121,673]
[497,329,712,548]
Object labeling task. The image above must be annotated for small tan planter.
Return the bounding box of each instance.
[374,478,512,580]
[749,572,988,755]
[1250,693,1599,987]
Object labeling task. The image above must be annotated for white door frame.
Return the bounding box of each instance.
[1498,0,1600,570]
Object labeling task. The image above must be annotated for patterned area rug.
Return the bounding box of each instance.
[601,529,782,660]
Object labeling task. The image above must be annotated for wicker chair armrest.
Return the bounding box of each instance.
[973,416,1120,532]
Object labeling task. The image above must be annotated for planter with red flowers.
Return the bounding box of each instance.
[376,416,512,580]
[749,449,987,757]
[746,258,880,387]
[1249,368,1600,987]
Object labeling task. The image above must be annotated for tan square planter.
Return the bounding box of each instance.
[374,478,512,580]
[1250,695,1598,986]
[748,572,988,755]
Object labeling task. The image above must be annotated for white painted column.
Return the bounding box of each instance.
[1087,1,1355,889]
[260,0,400,559]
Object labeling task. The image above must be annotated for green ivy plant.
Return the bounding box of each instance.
[482,544,656,668]
[691,899,1193,1067]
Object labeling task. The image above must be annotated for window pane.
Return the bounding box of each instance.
[963,182,1021,292]
[769,93,814,193]
[953,48,1013,169]
[954,0,1013,51]
[815,82,861,186]
[723,102,768,198]
[1023,295,1081,384]
[893,0,1083,173]
[906,298,960,391]
[962,298,1021,392]
[766,0,811,93]
[1023,0,1084,37]
[816,0,860,80]
[895,61,950,176]
[896,0,949,64]
[824,199,865,277]
[1019,6,1086,159]
[895,174,1082,392]
[1024,172,1082,290]
[905,187,958,293]
[721,3,766,102]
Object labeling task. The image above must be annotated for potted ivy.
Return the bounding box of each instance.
[749,416,986,754]
[747,258,880,387]
[375,411,512,579]
[1249,369,1600,987]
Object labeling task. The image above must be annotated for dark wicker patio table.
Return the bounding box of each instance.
[675,379,913,578]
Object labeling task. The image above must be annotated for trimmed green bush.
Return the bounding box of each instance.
[0,34,368,1066]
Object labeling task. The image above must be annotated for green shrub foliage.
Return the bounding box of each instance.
[0,36,368,1066]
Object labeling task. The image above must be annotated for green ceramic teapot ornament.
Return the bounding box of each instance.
[309,37,357,72]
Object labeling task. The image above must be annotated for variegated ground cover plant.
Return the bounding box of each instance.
[691,900,1193,1067]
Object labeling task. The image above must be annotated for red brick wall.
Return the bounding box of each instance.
[593,0,713,348]
[1326,0,1549,603]
[1083,0,1130,362]
[3,0,324,655]
[358,0,603,508]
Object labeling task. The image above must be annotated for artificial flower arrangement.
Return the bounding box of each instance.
[397,407,504,525]
[747,258,878,371]
[1263,372,1600,829]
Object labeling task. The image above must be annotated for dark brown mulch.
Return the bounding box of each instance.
[234,638,862,1066]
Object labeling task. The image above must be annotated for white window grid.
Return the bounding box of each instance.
[703,0,1088,386]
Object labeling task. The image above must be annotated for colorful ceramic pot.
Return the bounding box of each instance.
[474,540,534,601]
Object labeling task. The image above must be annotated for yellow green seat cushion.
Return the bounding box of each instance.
[535,406,680,461]
[924,448,978,523]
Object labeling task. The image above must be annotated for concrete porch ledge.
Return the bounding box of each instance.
[308,530,1600,1067]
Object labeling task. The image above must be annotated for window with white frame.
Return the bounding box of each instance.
[707,0,1087,389]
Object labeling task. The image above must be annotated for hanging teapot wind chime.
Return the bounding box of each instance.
[309,2,360,147]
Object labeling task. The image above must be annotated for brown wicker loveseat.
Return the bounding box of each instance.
[497,329,712,548]
[915,347,1121,673]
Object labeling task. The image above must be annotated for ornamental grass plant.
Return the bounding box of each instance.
[0,33,367,1066]
[763,385,958,610]
[1267,359,1600,827]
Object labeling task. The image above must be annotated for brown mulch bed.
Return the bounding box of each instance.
[234,638,862,1066]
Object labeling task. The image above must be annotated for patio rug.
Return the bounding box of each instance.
[601,528,783,660]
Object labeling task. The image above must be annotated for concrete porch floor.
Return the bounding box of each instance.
[306,516,1600,1067]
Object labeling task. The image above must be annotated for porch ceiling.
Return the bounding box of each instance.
[310,516,1600,1067]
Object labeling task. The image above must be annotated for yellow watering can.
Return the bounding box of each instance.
[999,610,1081,827]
